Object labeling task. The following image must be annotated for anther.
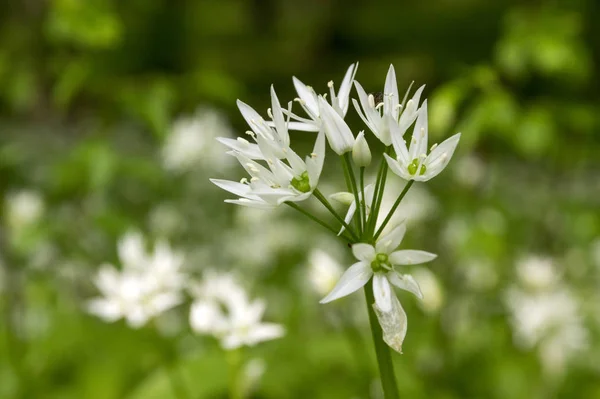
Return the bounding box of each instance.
[430,143,438,151]
[327,81,334,88]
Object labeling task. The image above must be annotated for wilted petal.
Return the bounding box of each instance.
[320,261,372,303]
[389,250,437,265]
[372,293,408,353]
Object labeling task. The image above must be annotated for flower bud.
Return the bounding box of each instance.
[329,192,354,206]
[352,131,371,167]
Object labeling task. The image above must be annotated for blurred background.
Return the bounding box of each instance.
[1,0,599,398]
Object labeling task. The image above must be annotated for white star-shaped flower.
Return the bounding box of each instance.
[320,224,436,351]
[384,101,461,182]
[353,64,425,146]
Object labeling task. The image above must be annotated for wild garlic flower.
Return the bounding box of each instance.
[289,63,358,132]
[385,101,461,182]
[320,224,436,351]
[189,271,284,349]
[86,232,185,328]
[353,65,424,146]
[162,107,235,173]
[212,87,326,208]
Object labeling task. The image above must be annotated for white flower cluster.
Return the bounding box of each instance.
[87,232,185,328]
[189,271,285,350]
[211,63,461,353]
[505,256,588,375]
[162,107,235,173]
[87,233,284,351]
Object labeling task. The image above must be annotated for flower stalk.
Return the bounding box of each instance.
[364,283,400,399]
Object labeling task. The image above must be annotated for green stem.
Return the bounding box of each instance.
[373,180,415,240]
[341,154,363,234]
[359,167,367,235]
[227,349,244,399]
[366,148,391,239]
[313,189,359,241]
[285,201,349,239]
[166,363,190,399]
[364,283,400,399]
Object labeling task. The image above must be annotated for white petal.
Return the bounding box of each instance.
[388,115,410,164]
[285,121,320,132]
[318,97,354,154]
[221,333,244,350]
[421,133,461,181]
[338,199,356,236]
[216,137,264,160]
[306,131,326,186]
[352,243,375,261]
[292,77,319,117]
[387,272,423,299]
[376,223,406,254]
[337,63,358,114]
[384,65,400,119]
[389,250,437,265]
[319,261,372,303]
[408,100,428,161]
[384,153,411,181]
[247,323,285,345]
[373,273,393,312]
[86,299,122,322]
[270,86,290,147]
[372,293,407,353]
[210,179,255,198]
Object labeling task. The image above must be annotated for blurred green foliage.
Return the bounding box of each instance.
[1,0,600,398]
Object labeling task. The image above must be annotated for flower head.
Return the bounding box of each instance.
[86,233,185,328]
[385,101,461,181]
[189,271,284,349]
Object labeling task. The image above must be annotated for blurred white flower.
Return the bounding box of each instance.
[307,249,344,297]
[86,232,185,328]
[189,271,284,350]
[320,223,436,352]
[412,268,444,313]
[162,107,235,173]
[87,265,183,328]
[5,190,44,230]
[453,154,486,187]
[515,255,559,291]
[505,257,588,375]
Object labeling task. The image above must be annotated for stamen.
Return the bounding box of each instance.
[327,81,334,88]
[375,102,385,110]
[250,177,259,183]
[420,127,425,137]
[267,108,273,119]
[368,94,375,108]
[310,152,318,158]
[237,137,249,145]
[430,143,438,151]
[240,178,248,184]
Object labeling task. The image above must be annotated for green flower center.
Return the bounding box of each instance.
[370,253,390,272]
[407,158,426,176]
[291,171,311,193]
